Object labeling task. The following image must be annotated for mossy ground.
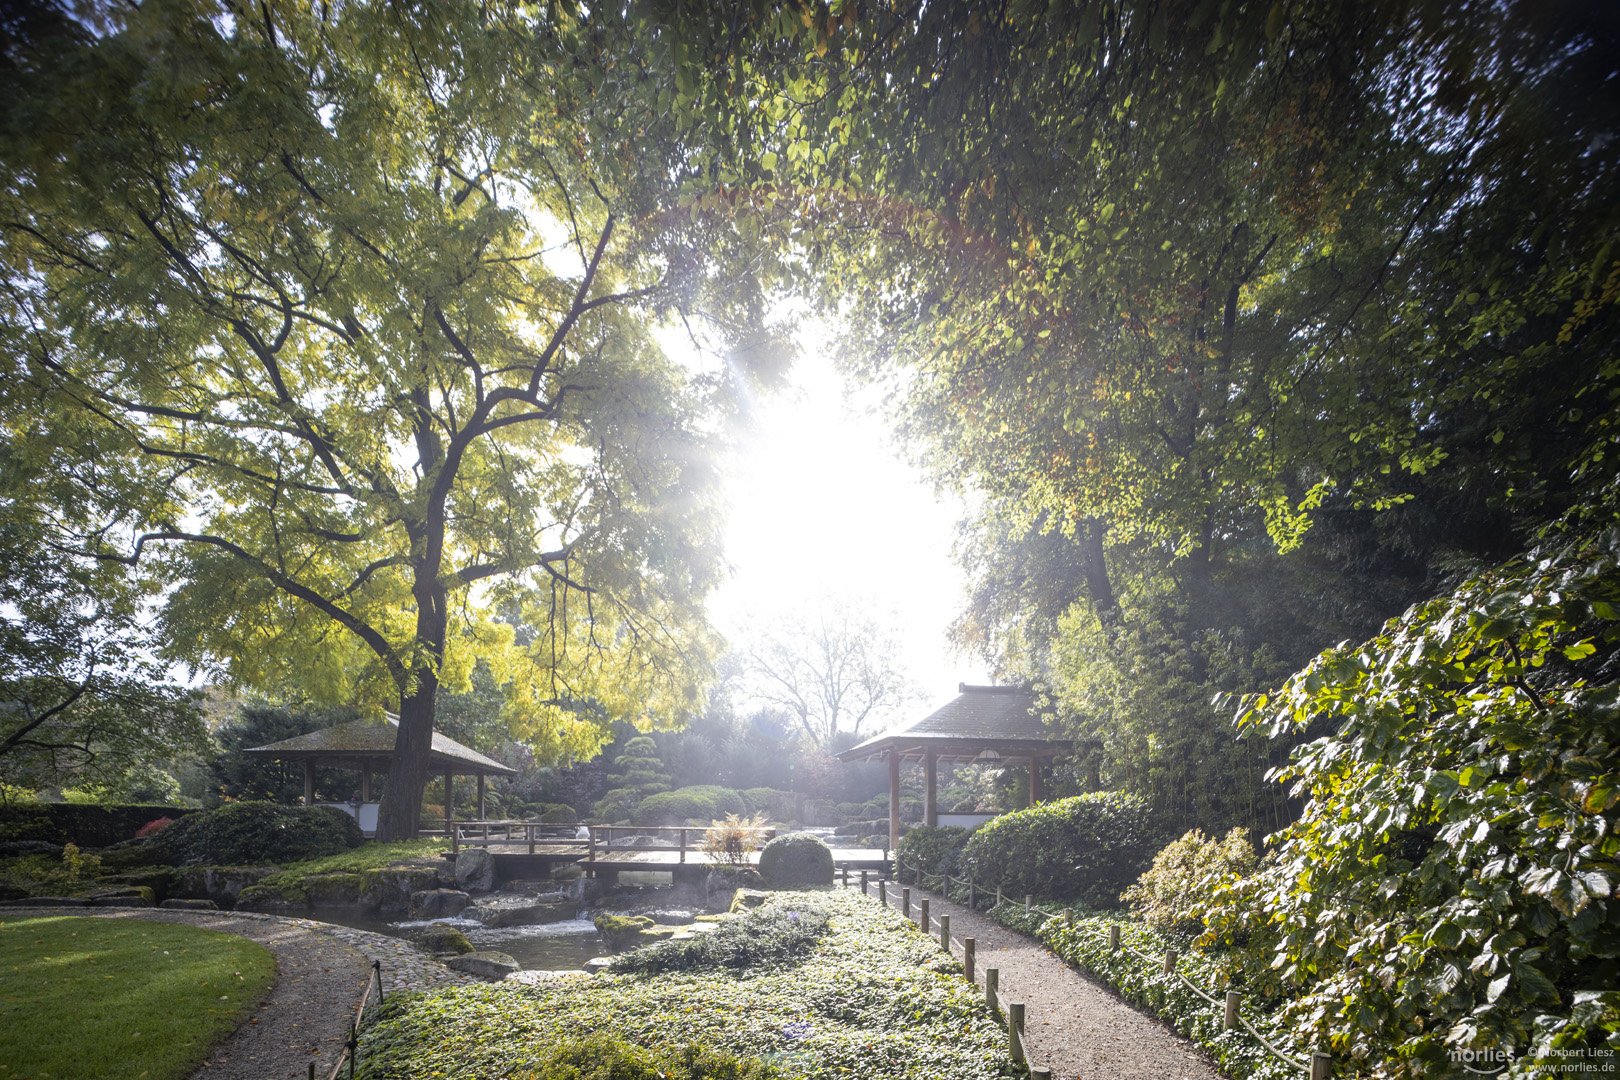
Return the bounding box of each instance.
[356,889,1022,1080]
[239,838,450,903]
[0,914,277,1080]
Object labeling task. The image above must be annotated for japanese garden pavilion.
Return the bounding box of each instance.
[836,683,1072,850]
[244,717,516,835]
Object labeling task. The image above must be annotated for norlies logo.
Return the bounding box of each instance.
[1450,1045,1514,1076]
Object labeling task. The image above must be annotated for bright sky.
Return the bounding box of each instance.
[700,323,991,717]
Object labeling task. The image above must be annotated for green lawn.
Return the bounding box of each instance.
[0,915,277,1080]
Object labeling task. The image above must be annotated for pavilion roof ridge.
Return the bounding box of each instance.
[242,715,516,775]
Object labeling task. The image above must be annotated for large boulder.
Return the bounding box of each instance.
[454,848,495,893]
[593,914,679,952]
[446,950,518,980]
[472,895,574,928]
[173,866,280,907]
[756,832,834,887]
[362,864,444,914]
[304,873,365,905]
[409,889,472,920]
[705,867,763,907]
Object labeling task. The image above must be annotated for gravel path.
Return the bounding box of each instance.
[863,884,1229,1080]
[11,907,476,1080]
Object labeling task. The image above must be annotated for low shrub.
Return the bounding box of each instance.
[0,803,197,848]
[1120,827,1257,933]
[612,906,832,976]
[960,791,1162,908]
[894,826,969,886]
[632,786,750,827]
[701,812,770,866]
[510,1036,781,1080]
[756,832,833,886]
[535,803,578,824]
[147,801,363,866]
[136,817,177,839]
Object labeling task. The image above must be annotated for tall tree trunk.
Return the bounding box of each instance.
[376,673,439,841]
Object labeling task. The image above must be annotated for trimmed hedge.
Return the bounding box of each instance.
[894,826,970,886]
[144,801,363,866]
[960,792,1162,908]
[0,804,198,848]
[632,786,750,826]
[757,832,834,886]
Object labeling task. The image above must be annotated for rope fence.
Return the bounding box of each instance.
[841,869,1053,1079]
[847,859,1334,1080]
[316,959,385,1080]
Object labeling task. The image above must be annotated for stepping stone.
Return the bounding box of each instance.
[160,898,218,910]
[446,951,519,981]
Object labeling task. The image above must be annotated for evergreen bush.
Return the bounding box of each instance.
[756,832,834,886]
[611,906,830,975]
[632,786,750,826]
[894,825,970,885]
[960,791,1162,907]
[144,801,363,866]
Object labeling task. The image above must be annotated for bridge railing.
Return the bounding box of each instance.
[447,819,582,855]
[586,824,776,864]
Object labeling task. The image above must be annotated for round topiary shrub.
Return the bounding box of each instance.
[146,801,364,866]
[631,786,750,826]
[756,831,834,887]
[960,791,1163,907]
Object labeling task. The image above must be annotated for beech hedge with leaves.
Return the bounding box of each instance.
[1201,531,1620,1077]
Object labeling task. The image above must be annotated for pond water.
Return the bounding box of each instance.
[303,873,713,971]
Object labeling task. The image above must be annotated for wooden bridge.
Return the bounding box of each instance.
[446,820,891,881]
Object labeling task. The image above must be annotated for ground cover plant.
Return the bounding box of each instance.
[0,914,276,1080]
[356,889,1022,1080]
[506,1035,780,1080]
[612,906,831,976]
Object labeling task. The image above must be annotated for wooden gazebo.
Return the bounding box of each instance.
[243,716,516,829]
[836,684,1071,849]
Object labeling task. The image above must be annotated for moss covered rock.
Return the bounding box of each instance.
[416,926,474,955]
[756,832,834,887]
[593,914,679,952]
[304,872,365,904]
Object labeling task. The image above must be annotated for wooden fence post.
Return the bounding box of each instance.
[1109,925,1120,951]
[964,937,975,985]
[860,870,868,895]
[985,968,999,1015]
[1029,1068,1051,1079]
[969,877,976,908]
[880,880,888,908]
[1163,949,1177,975]
[1065,908,1074,928]
[1225,991,1241,1030]
[939,913,950,952]
[1025,894,1033,912]
[1007,1002,1026,1064]
[903,887,911,920]
[1311,1052,1332,1080]
[919,897,929,934]
[841,867,848,887]
[995,885,1003,908]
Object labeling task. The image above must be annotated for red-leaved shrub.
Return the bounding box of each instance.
[136,816,176,838]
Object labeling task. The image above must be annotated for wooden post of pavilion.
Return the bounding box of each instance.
[476,773,486,820]
[360,762,373,803]
[1029,755,1042,806]
[444,770,454,830]
[888,751,901,851]
[924,749,938,828]
[303,760,315,806]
